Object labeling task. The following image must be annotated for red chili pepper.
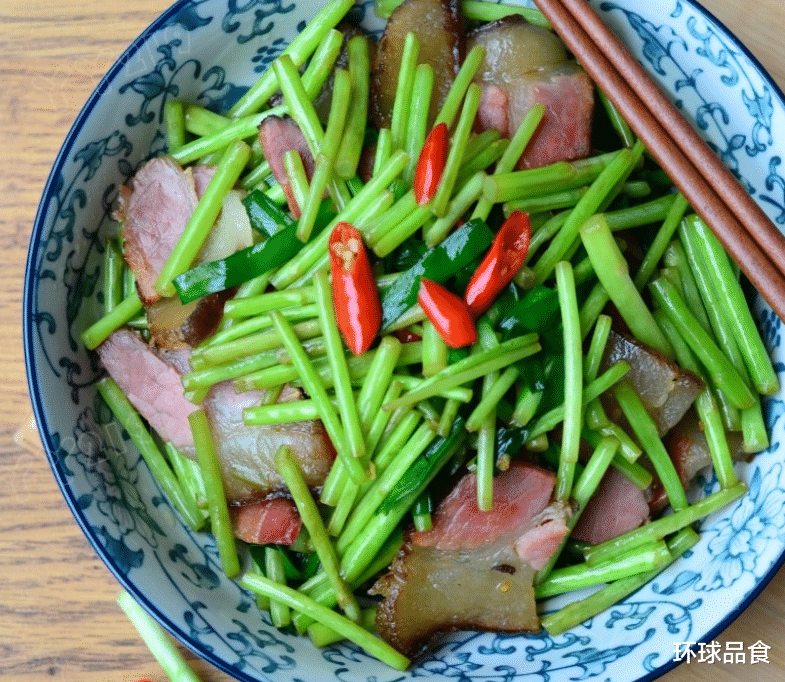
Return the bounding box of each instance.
[464,211,532,317]
[417,278,477,348]
[328,222,381,355]
[413,122,449,205]
[394,328,422,343]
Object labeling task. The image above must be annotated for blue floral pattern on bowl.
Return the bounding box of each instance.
[23,1,785,681]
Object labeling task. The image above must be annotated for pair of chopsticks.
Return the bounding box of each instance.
[533,0,785,322]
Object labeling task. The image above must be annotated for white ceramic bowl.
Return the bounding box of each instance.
[24,1,785,681]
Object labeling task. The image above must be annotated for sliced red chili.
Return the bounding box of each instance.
[464,211,532,317]
[414,122,449,205]
[393,328,422,343]
[417,278,477,348]
[329,222,381,355]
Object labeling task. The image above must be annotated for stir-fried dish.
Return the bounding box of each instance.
[81,0,778,669]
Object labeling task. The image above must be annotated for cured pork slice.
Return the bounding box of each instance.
[97,330,335,508]
[116,157,200,305]
[571,467,650,545]
[257,115,315,217]
[97,328,197,452]
[372,462,570,657]
[202,380,335,503]
[469,16,594,169]
[229,496,302,545]
[370,0,463,129]
[601,330,703,436]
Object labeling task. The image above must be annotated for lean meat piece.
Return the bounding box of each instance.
[571,467,650,545]
[469,16,594,169]
[372,462,570,657]
[97,328,197,452]
[257,115,315,217]
[116,157,200,305]
[97,330,335,505]
[229,496,302,545]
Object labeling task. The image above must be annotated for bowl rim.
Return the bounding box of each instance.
[22,1,785,681]
[21,3,267,680]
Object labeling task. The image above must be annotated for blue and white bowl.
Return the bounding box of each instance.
[24,1,785,681]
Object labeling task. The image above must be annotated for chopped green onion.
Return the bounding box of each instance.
[243,188,295,236]
[554,261,583,501]
[172,200,333,303]
[581,213,673,357]
[97,378,203,531]
[380,218,494,330]
[164,100,186,153]
[390,32,420,151]
[188,409,240,577]
[314,270,365,460]
[117,591,202,682]
[82,292,143,350]
[228,0,355,117]
[275,445,360,620]
[335,36,371,179]
[412,492,433,532]
[271,311,366,484]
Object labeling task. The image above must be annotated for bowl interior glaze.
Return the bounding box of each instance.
[24,1,785,681]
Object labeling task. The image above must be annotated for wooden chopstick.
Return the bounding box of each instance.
[557,0,785,269]
[532,0,785,322]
